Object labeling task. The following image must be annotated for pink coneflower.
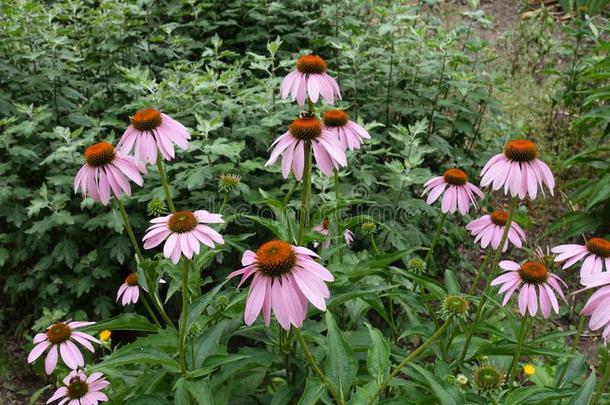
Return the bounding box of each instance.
[466,210,526,252]
[579,273,610,341]
[116,273,139,306]
[226,240,334,330]
[552,237,610,278]
[46,370,109,405]
[27,321,98,374]
[117,109,190,164]
[143,210,224,264]
[280,55,341,105]
[480,140,554,199]
[344,229,354,247]
[74,142,145,206]
[266,116,347,180]
[491,261,566,318]
[422,169,485,215]
[313,218,331,249]
[322,109,370,151]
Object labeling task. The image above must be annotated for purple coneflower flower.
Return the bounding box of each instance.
[322,109,370,151]
[422,169,484,215]
[280,55,341,105]
[227,240,334,330]
[552,237,610,278]
[46,370,109,404]
[466,210,526,252]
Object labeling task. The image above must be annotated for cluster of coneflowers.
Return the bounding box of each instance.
[422,137,610,392]
[26,51,610,404]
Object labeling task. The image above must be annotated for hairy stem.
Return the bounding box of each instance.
[156,154,176,212]
[507,314,531,389]
[178,259,190,375]
[298,142,312,245]
[468,247,493,295]
[424,212,447,266]
[592,345,610,405]
[459,198,519,362]
[293,328,345,405]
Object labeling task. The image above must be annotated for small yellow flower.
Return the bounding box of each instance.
[523,363,535,377]
[99,330,112,342]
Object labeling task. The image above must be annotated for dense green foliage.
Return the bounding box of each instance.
[1,0,610,404]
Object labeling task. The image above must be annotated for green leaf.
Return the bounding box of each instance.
[271,384,294,405]
[187,280,228,328]
[93,347,180,373]
[365,323,390,380]
[567,370,596,405]
[185,379,214,405]
[325,312,358,398]
[557,354,586,388]
[407,363,459,405]
[79,314,160,334]
[297,377,325,405]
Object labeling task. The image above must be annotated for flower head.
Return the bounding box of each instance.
[456,374,469,386]
[99,330,111,342]
[74,142,146,205]
[313,218,331,249]
[552,237,610,279]
[440,295,470,321]
[473,364,503,392]
[280,55,341,105]
[480,139,554,199]
[266,116,347,180]
[116,273,140,306]
[117,109,190,164]
[466,209,526,252]
[491,260,567,318]
[422,169,485,215]
[322,109,371,151]
[147,199,167,216]
[523,364,535,377]
[578,272,610,341]
[226,240,334,330]
[344,229,354,247]
[408,257,427,275]
[361,221,377,236]
[219,173,241,193]
[27,321,99,374]
[143,210,224,264]
[46,370,109,405]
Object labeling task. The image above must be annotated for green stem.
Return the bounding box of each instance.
[298,142,312,245]
[178,259,190,375]
[592,345,610,405]
[219,193,229,215]
[424,212,447,266]
[117,199,143,261]
[459,198,519,362]
[283,181,298,205]
[558,313,588,382]
[333,170,343,260]
[293,328,344,405]
[117,198,172,328]
[139,294,161,328]
[156,154,176,212]
[468,247,493,295]
[507,314,531,389]
[370,322,449,404]
[370,235,381,255]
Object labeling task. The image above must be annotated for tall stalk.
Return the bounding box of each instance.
[468,247,493,295]
[178,259,190,375]
[297,143,312,245]
[424,212,447,265]
[507,314,531,389]
[293,328,345,405]
[592,344,610,405]
[459,198,519,362]
[116,198,172,328]
[156,155,176,212]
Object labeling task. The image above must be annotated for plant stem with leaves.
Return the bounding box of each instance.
[507,314,531,389]
[293,328,345,405]
[459,198,519,362]
[156,155,176,212]
[178,258,191,375]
